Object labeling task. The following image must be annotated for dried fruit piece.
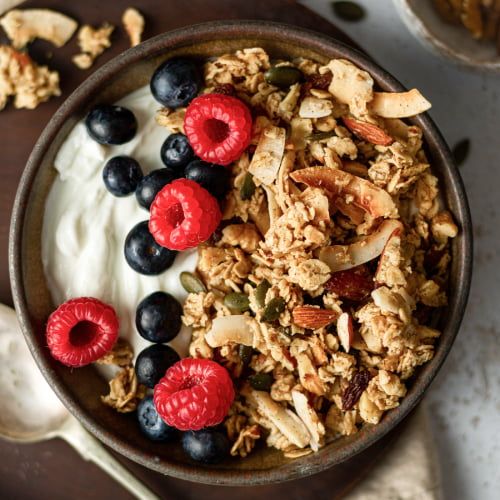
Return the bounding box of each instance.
[343,116,393,146]
[337,312,354,352]
[306,71,333,90]
[0,9,77,49]
[122,7,144,47]
[325,264,374,301]
[261,297,286,322]
[292,306,338,329]
[369,89,431,118]
[342,370,373,410]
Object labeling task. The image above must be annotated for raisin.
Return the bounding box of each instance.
[307,71,333,90]
[213,83,236,96]
[341,370,373,410]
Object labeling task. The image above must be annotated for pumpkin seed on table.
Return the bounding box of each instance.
[331,1,366,22]
[264,66,303,88]
[239,345,253,366]
[254,279,271,309]
[248,373,273,392]
[180,272,206,293]
[224,292,250,312]
[261,297,286,322]
[240,172,256,200]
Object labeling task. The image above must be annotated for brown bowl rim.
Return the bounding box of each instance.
[9,20,473,485]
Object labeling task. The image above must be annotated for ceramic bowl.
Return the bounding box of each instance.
[9,21,473,485]
[394,0,500,72]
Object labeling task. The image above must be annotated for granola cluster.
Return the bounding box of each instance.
[158,48,458,458]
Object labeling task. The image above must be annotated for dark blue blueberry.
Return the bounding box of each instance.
[137,396,177,442]
[135,168,177,210]
[85,104,137,145]
[124,221,176,275]
[181,429,230,464]
[102,156,143,197]
[135,344,180,388]
[160,133,194,171]
[136,291,182,343]
[184,160,230,200]
[150,58,201,108]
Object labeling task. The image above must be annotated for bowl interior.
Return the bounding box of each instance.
[10,21,472,485]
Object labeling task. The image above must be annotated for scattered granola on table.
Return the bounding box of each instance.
[154,47,458,458]
[72,23,114,70]
[122,7,145,47]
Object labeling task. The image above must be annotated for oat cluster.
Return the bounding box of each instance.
[158,48,458,458]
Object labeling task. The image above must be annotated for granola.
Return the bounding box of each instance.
[72,23,114,70]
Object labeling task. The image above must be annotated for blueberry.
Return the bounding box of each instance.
[85,104,137,145]
[160,133,194,171]
[102,156,143,197]
[150,58,201,108]
[136,291,182,343]
[135,344,180,388]
[124,221,177,275]
[137,396,177,442]
[135,168,177,210]
[182,429,230,464]
[184,160,230,200]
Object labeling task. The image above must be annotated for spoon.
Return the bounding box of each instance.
[0,303,159,500]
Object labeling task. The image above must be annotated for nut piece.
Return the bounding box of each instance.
[343,116,394,146]
[205,315,255,347]
[292,306,338,329]
[122,7,144,47]
[72,23,114,69]
[369,89,432,118]
[337,312,354,352]
[431,211,458,243]
[0,9,77,49]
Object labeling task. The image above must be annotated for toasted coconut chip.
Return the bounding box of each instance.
[375,227,405,285]
[276,150,300,211]
[291,390,325,452]
[370,89,431,118]
[244,388,311,448]
[0,9,77,48]
[205,315,254,347]
[248,125,286,185]
[337,312,354,353]
[334,198,365,225]
[290,117,313,151]
[262,185,282,229]
[291,167,397,219]
[299,96,333,119]
[122,8,144,47]
[317,219,403,272]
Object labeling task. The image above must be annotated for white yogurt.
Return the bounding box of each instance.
[0,304,66,436]
[42,86,197,362]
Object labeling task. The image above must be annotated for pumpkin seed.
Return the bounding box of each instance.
[224,292,250,312]
[452,138,470,167]
[180,272,206,293]
[240,173,256,200]
[264,66,303,88]
[239,345,253,366]
[261,297,286,322]
[307,131,336,141]
[248,373,273,392]
[331,1,366,22]
[254,279,271,309]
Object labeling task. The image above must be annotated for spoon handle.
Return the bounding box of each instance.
[57,416,159,500]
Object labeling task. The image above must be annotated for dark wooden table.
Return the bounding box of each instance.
[0,1,406,498]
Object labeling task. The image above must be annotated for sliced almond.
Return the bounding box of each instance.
[291,390,325,452]
[343,117,393,146]
[0,9,77,49]
[205,315,253,347]
[317,219,403,272]
[292,306,338,329]
[375,227,405,286]
[248,126,286,185]
[291,167,397,219]
[262,185,281,228]
[337,312,354,352]
[370,89,431,118]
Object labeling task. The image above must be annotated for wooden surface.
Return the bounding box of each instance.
[0,1,404,498]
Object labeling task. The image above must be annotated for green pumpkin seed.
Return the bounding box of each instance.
[248,373,273,392]
[240,173,256,200]
[239,345,253,366]
[180,272,206,293]
[224,292,250,312]
[452,138,470,167]
[254,279,271,309]
[331,1,366,22]
[261,297,286,322]
[265,66,303,88]
[307,131,336,141]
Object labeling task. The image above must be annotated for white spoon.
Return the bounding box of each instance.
[0,303,159,500]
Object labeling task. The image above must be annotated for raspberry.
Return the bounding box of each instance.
[46,297,119,367]
[184,93,252,165]
[154,358,234,431]
[149,178,221,251]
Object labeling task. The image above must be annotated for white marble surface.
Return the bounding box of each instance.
[302,1,500,498]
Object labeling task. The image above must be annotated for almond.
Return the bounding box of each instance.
[292,306,338,329]
[337,312,355,353]
[325,265,374,301]
[343,116,393,146]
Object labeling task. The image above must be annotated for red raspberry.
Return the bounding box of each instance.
[149,178,221,251]
[184,93,252,165]
[154,358,234,431]
[46,297,119,367]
